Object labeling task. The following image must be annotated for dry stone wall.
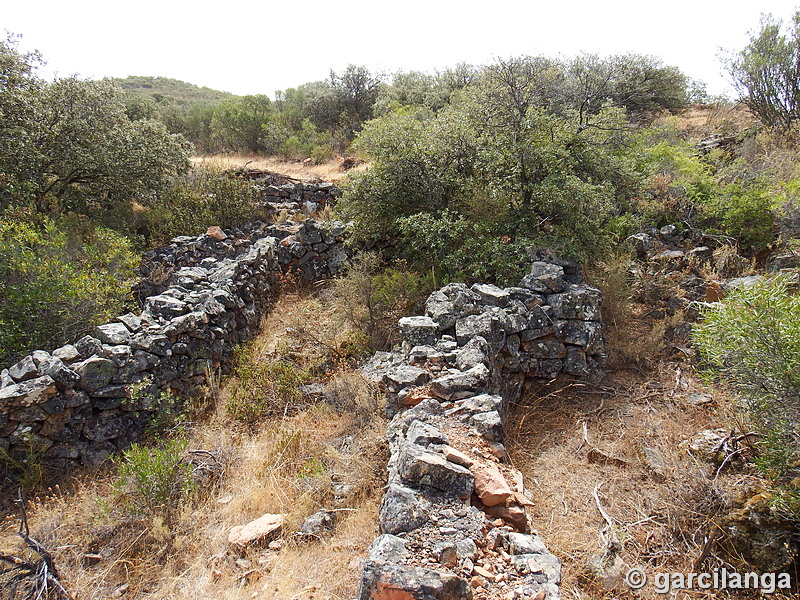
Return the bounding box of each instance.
[359,259,606,600]
[258,181,341,215]
[0,219,348,469]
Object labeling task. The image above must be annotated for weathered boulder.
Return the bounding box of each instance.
[406,420,449,447]
[95,323,132,346]
[74,357,117,392]
[547,285,602,321]
[520,262,565,293]
[299,509,336,538]
[380,484,432,534]
[508,532,549,555]
[367,534,410,564]
[228,513,287,547]
[429,364,489,401]
[37,356,79,391]
[7,356,39,382]
[455,336,489,371]
[383,365,432,393]
[399,316,440,347]
[469,411,503,442]
[455,312,505,351]
[471,283,510,307]
[472,463,515,507]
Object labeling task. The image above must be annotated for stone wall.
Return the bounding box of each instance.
[0,219,348,469]
[259,181,341,216]
[358,259,606,600]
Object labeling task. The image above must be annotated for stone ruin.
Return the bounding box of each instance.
[0,201,609,598]
[0,219,347,468]
[359,258,606,599]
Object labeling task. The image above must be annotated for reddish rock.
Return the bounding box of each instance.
[482,502,530,533]
[472,463,514,507]
[442,445,474,468]
[206,226,227,241]
[401,386,436,407]
[705,280,724,302]
[228,513,286,546]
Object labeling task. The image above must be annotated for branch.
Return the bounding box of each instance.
[592,482,622,555]
[0,491,73,600]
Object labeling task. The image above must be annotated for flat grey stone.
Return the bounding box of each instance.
[367,534,409,563]
[95,322,133,346]
[0,376,58,408]
[382,365,431,392]
[7,356,39,382]
[471,283,510,307]
[429,364,489,401]
[358,563,472,600]
[406,420,449,447]
[521,262,565,293]
[399,316,440,347]
[397,443,474,498]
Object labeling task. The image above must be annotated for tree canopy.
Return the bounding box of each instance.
[0,34,191,219]
[727,11,800,131]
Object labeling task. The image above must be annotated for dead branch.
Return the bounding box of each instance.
[0,491,72,600]
[592,482,622,555]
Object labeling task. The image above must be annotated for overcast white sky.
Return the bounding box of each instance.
[3,0,799,99]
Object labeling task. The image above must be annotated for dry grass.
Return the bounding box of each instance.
[0,289,387,600]
[190,154,369,184]
[3,269,787,599]
[670,104,756,140]
[506,365,761,599]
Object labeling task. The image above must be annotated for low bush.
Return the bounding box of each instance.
[0,211,138,367]
[113,438,195,528]
[226,357,312,426]
[693,275,800,484]
[143,167,263,245]
[329,252,435,350]
[693,275,800,402]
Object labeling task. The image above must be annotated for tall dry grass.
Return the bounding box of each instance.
[190,154,368,184]
[0,290,387,600]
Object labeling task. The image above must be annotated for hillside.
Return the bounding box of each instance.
[112,75,232,104]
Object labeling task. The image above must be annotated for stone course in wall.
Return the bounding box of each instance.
[0,218,348,469]
[358,259,606,600]
[258,181,341,216]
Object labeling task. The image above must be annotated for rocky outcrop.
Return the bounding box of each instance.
[359,259,606,600]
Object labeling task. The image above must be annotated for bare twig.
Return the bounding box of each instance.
[0,491,72,600]
[592,482,622,555]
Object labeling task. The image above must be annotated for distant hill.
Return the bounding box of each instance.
[112,75,233,105]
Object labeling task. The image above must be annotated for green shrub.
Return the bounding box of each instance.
[693,275,800,481]
[0,433,49,490]
[113,438,195,527]
[144,167,262,245]
[226,357,312,425]
[693,275,800,401]
[703,183,775,252]
[0,211,138,366]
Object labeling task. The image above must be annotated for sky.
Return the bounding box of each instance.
[3,0,799,99]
